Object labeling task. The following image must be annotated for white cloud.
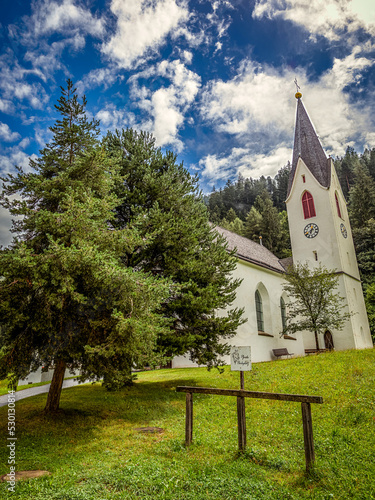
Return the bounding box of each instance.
[76,66,124,95]
[102,0,190,69]
[0,206,13,248]
[0,123,21,142]
[0,99,15,114]
[0,149,38,177]
[200,54,374,161]
[29,0,105,38]
[0,54,49,109]
[128,59,201,151]
[200,61,295,137]
[252,0,375,41]
[95,104,138,131]
[198,146,291,185]
[5,1,106,85]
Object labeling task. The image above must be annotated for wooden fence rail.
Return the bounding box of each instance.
[176,386,323,472]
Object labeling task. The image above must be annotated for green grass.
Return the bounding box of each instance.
[0,349,374,499]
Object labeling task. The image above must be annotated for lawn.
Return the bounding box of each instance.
[0,349,374,499]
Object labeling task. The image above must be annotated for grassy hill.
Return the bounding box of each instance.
[0,349,374,499]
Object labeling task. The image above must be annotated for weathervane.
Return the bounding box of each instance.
[294,78,302,99]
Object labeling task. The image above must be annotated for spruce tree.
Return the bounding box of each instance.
[243,206,262,241]
[335,146,358,199]
[105,128,245,369]
[349,164,375,228]
[0,82,171,412]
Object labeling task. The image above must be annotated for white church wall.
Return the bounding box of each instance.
[225,259,305,362]
[18,366,79,386]
[171,258,306,369]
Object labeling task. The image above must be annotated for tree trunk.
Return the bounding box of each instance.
[314,330,319,351]
[44,359,66,413]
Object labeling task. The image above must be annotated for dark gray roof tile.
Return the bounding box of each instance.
[215,226,285,273]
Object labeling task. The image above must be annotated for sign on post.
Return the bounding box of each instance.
[231,346,251,451]
[230,346,251,371]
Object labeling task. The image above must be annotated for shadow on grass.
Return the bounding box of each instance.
[0,376,201,475]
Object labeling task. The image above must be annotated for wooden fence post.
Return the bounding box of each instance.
[301,402,315,472]
[185,392,193,446]
[237,396,246,452]
[177,386,322,469]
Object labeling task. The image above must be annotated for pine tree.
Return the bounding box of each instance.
[243,206,262,241]
[365,280,375,342]
[273,162,291,211]
[335,146,359,199]
[220,217,244,236]
[226,208,237,223]
[0,82,171,412]
[104,128,245,369]
[349,164,375,228]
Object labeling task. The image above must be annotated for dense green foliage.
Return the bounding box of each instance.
[105,129,245,368]
[208,166,291,257]
[0,349,374,499]
[341,148,375,340]
[0,81,172,409]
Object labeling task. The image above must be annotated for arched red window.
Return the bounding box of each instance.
[302,191,316,219]
[335,192,342,218]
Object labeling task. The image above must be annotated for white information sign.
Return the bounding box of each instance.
[230,346,252,371]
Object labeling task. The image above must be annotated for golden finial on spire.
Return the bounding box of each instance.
[294,78,302,99]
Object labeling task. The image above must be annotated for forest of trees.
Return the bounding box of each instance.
[206,146,375,338]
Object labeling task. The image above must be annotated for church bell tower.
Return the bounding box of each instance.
[285,91,373,350]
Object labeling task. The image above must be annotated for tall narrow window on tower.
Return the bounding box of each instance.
[335,192,342,218]
[302,191,316,219]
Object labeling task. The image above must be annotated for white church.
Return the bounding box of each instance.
[19,92,373,384]
[172,92,373,367]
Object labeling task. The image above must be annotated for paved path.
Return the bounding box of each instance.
[0,379,82,408]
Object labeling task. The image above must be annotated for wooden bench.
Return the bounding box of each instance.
[305,349,328,355]
[272,348,294,359]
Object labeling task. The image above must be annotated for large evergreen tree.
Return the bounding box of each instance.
[0,82,171,412]
[105,128,245,369]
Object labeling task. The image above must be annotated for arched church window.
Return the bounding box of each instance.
[280,297,287,331]
[302,191,316,219]
[335,192,342,218]
[255,290,264,332]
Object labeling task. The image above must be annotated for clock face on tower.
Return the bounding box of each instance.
[340,223,348,238]
[304,223,319,238]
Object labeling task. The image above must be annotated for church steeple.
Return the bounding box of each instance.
[285,90,373,351]
[287,95,331,196]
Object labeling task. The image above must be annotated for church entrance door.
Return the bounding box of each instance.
[324,331,334,350]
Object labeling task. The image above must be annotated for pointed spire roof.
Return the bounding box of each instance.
[287,96,331,196]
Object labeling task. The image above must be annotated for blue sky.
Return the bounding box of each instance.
[1,0,375,246]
